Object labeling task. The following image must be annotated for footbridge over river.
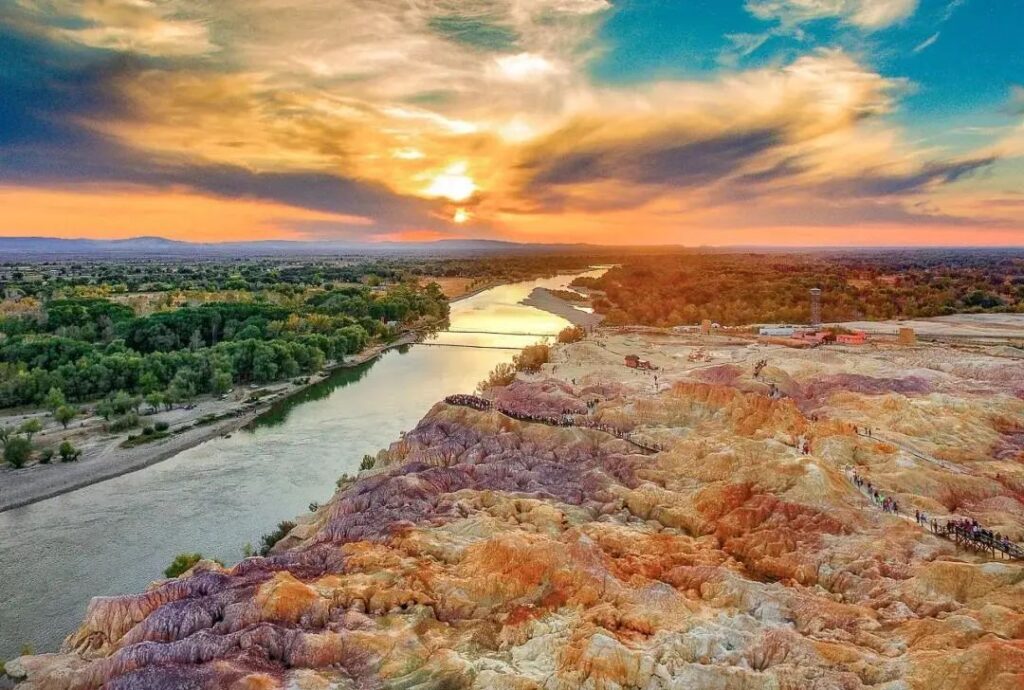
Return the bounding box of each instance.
[442,329,559,337]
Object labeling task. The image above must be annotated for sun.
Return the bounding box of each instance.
[423,162,477,202]
[453,208,470,224]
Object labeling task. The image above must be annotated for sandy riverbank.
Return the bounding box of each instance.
[520,287,604,329]
[0,331,421,513]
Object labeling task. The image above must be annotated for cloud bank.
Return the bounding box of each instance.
[0,0,1019,244]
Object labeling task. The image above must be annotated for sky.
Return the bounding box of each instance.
[1,0,1023,246]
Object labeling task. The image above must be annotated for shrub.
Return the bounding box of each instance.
[557,325,586,344]
[259,520,296,556]
[40,448,54,464]
[514,343,550,372]
[154,420,169,432]
[142,425,155,436]
[163,553,203,578]
[475,341,550,392]
[18,418,42,442]
[360,454,375,471]
[59,440,80,462]
[477,361,516,392]
[108,413,139,432]
[4,436,32,468]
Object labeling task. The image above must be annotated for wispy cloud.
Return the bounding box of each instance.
[745,0,919,30]
[913,31,940,53]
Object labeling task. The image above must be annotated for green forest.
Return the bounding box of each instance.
[575,251,1024,327]
[0,284,447,409]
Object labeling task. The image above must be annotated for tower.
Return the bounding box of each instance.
[809,288,822,326]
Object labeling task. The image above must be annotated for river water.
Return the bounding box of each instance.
[0,270,603,661]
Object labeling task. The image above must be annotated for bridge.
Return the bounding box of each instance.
[414,342,523,351]
[443,329,559,337]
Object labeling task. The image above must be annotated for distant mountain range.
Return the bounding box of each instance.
[0,236,601,259]
[2,236,1019,260]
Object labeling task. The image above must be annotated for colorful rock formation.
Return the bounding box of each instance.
[9,336,1024,690]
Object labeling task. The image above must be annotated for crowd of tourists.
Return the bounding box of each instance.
[849,470,899,514]
[498,406,578,427]
[849,468,1021,559]
[937,518,1020,557]
[443,394,491,411]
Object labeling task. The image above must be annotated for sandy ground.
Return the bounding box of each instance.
[0,332,418,513]
[834,313,1024,340]
[534,327,1024,402]
[536,330,759,396]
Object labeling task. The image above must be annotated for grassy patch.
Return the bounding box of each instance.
[120,430,171,448]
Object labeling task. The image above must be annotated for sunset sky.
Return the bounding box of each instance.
[2,0,1023,245]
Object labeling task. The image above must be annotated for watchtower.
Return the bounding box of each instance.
[809,288,822,326]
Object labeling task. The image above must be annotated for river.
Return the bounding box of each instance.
[0,270,603,661]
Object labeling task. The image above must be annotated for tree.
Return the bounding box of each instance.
[44,387,66,414]
[96,398,114,420]
[55,405,76,429]
[252,343,278,382]
[145,391,165,413]
[188,328,204,351]
[111,390,134,415]
[138,370,160,394]
[4,436,32,468]
[59,440,80,462]
[211,369,233,395]
[167,370,196,404]
[19,418,42,443]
